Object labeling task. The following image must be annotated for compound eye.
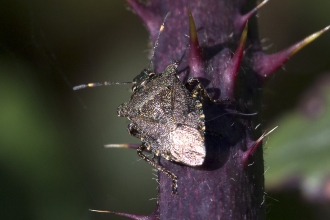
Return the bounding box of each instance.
[128,123,139,136]
[132,85,137,92]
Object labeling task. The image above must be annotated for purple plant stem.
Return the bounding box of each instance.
[92,0,328,218]
[123,0,266,219]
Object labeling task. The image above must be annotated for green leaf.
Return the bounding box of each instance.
[265,78,330,200]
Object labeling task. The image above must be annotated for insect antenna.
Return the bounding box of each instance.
[73,12,171,91]
[147,11,171,71]
[205,111,258,122]
[73,81,133,91]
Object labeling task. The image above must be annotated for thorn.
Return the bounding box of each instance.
[126,0,160,38]
[188,8,203,78]
[242,126,278,165]
[89,209,151,220]
[254,25,330,77]
[289,25,330,56]
[237,0,269,29]
[221,22,248,99]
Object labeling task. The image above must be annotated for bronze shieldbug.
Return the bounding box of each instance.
[73,13,212,194]
[117,61,207,166]
[116,60,210,194]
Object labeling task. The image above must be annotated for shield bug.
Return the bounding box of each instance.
[73,13,212,194]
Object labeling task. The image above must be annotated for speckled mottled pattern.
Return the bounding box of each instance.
[117,61,207,166]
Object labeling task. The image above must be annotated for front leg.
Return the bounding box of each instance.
[186,78,211,102]
[186,78,232,105]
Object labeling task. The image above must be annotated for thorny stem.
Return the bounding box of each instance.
[125,0,266,219]
[101,0,328,219]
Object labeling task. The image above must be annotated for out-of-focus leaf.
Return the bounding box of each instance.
[265,74,330,201]
[0,60,88,220]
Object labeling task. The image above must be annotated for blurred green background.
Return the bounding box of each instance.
[0,0,329,219]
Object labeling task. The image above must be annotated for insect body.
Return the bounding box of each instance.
[74,60,209,194]
[73,12,211,194]
[117,60,208,194]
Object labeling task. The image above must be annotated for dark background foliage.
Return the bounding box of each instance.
[0,0,329,219]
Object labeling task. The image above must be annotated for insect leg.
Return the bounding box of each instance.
[186,78,211,101]
[137,144,178,194]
